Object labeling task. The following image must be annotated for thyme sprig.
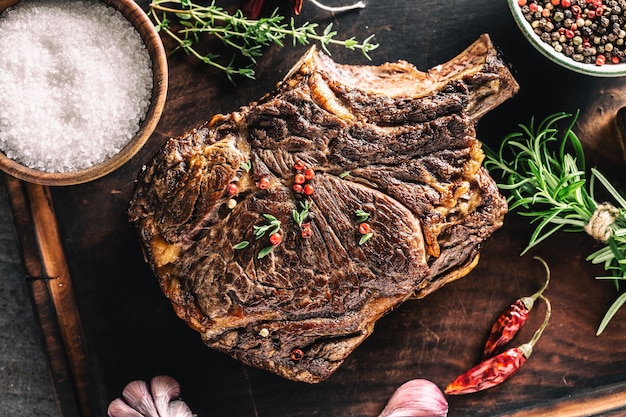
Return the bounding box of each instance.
[234,214,281,258]
[253,214,281,239]
[149,0,378,81]
[292,200,312,227]
[483,111,626,335]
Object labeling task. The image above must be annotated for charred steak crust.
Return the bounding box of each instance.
[129,34,517,383]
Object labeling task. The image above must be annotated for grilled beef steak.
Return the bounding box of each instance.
[129,34,518,383]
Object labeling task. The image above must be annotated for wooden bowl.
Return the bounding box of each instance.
[507,0,626,77]
[0,0,167,186]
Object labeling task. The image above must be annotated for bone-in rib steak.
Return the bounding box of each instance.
[128,34,518,383]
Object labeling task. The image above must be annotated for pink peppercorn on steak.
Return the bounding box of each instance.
[128,34,518,383]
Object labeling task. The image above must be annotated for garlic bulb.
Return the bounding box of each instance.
[107,376,194,417]
[379,379,449,417]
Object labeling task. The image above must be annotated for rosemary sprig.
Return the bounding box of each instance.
[149,0,378,81]
[483,111,626,335]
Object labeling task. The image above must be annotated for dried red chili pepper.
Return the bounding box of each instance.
[482,256,550,359]
[445,295,551,395]
[445,345,529,395]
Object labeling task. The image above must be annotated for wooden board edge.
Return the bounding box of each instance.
[3,174,95,417]
[500,380,626,417]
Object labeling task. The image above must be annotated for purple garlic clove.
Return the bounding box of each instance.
[151,375,182,417]
[107,398,145,417]
[379,379,448,417]
[121,380,160,417]
[106,375,195,417]
[168,400,195,417]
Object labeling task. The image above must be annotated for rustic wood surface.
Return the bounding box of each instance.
[5,0,626,416]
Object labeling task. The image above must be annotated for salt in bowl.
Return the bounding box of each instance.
[0,0,167,186]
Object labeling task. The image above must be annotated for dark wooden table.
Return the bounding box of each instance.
[5,0,626,416]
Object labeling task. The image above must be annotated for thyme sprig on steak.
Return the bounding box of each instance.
[484,111,626,335]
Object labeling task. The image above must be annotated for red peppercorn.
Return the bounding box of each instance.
[290,348,304,361]
[227,183,238,195]
[304,168,315,181]
[518,0,527,5]
[596,55,606,66]
[541,8,550,17]
[269,232,282,246]
[294,160,306,171]
[301,222,313,238]
[303,184,314,196]
[258,177,270,190]
[571,5,581,15]
[294,173,306,185]
[565,29,575,39]
[560,0,570,7]
[528,2,538,12]
[550,0,559,5]
[358,222,371,235]
[293,184,303,193]
[595,6,603,16]
[612,55,621,64]
[587,10,595,19]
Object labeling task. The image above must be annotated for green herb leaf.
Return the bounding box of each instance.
[253,214,281,239]
[257,245,274,259]
[339,171,350,179]
[355,208,370,223]
[292,200,312,227]
[148,0,378,81]
[241,160,251,172]
[359,232,373,245]
[233,241,249,250]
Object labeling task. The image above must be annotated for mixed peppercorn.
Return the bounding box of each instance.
[520,0,626,65]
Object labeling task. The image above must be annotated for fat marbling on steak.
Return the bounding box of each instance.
[128,34,518,383]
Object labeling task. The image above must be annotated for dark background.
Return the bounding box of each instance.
[3,0,626,416]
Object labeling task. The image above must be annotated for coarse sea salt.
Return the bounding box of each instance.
[0,0,153,173]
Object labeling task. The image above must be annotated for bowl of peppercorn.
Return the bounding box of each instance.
[508,0,626,76]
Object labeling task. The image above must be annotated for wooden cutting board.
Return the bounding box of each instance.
[5,0,626,416]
